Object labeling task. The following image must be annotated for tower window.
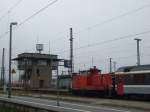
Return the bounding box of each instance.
[37,69,40,77]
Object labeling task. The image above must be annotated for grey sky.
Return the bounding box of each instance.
[0,0,150,79]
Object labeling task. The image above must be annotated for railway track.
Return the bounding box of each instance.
[0,87,149,102]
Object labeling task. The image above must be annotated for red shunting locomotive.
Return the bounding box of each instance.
[72,66,114,95]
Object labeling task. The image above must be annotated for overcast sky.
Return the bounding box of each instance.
[0,0,150,79]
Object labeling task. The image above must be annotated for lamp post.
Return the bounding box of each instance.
[8,22,17,98]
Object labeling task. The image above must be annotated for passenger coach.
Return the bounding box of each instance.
[115,65,150,96]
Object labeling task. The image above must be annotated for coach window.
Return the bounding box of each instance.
[124,74,134,85]
[134,74,144,84]
[144,74,150,84]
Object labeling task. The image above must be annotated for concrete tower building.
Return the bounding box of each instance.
[14,53,58,89]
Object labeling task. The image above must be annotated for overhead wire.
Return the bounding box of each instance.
[76,30,150,50]
[18,0,58,26]
[0,0,58,39]
[52,3,150,53]
[73,42,135,58]
[74,37,150,59]
[0,1,149,43]
[56,30,150,54]
[0,0,150,63]
[75,3,150,35]
[0,0,23,22]
[75,52,149,67]
[75,55,134,66]
[14,2,150,45]
[50,3,150,44]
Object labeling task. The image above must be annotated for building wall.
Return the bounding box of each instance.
[29,66,52,88]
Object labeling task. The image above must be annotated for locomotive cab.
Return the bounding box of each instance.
[88,66,101,75]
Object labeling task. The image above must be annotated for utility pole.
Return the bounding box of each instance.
[109,58,112,73]
[49,40,51,54]
[24,59,27,90]
[56,65,60,106]
[70,28,74,75]
[108,58,112,97]
[1,48,5,93]
[92,57,94,67]
[8,22,17,98]
[113,61,117,72]
[134,38,142,66]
